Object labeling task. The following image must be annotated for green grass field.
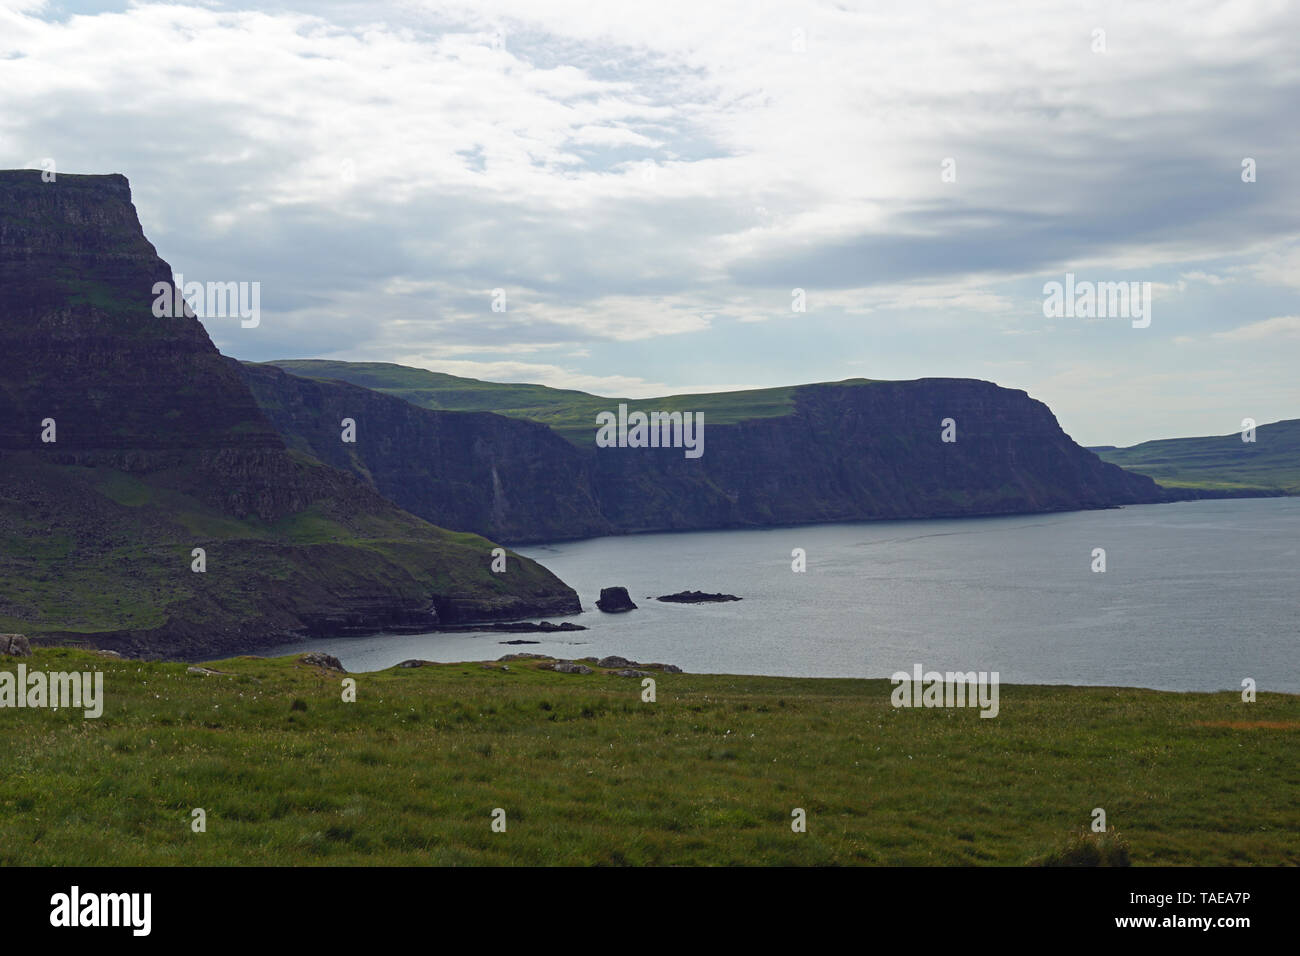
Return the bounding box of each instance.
[2,648,1294,866]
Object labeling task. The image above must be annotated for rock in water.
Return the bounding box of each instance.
[656,590,741,603]
[595,587,638,612]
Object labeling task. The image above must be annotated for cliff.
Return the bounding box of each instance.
[244,360,1170,544]
[240,361,612,542]
[0,170,579,658]
[586,379,1169,532]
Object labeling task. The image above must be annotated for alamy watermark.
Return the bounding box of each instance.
[50,886,150,936]
[595,403,704,459]
[0,664,104,718]
[152,274,260,328]
[1042,272,1151,328]
[890,663,999,718]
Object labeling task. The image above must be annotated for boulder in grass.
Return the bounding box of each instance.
[0,634,31,657]
[299,652,346,672]
[552,661,593,674]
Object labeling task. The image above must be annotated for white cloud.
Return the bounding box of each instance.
[1212,315,1300,342]
[1243,245,1300,290]
[1,0,1296,442]
[1180,270,1230,286]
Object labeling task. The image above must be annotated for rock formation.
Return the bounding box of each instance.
[595,587,637,612]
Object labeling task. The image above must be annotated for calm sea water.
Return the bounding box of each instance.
[263,498,1300,692]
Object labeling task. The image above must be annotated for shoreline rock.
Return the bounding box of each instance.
[499,651,683,674]
[298,652,346,672]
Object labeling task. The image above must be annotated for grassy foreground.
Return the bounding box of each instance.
[1,648,1296,866]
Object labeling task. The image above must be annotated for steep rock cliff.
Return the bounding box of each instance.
[240,361,611,542]
[0,170,579,657]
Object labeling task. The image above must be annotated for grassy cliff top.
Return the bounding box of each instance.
[266,359,876,444]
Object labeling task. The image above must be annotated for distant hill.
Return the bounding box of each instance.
[1097,420,1300,494]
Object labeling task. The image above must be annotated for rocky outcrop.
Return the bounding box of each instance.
[496,652,683,673]
[595,587,637,613]
[588,656,682,673]
[298,652,346,672]
[0,170,579,659]
[546,660,593,674]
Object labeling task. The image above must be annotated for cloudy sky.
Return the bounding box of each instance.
[2,0,1297,446]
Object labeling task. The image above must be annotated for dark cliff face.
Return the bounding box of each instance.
[244,361,1166,544]
[0,171,279,458]
[587,380,1165,533]
[0,171,579,657]
[240,361,613,541]
[0,170,300,523]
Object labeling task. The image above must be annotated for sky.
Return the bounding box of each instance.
[1,0,1297,446]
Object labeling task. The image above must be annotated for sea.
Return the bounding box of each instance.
[262,497,1299,693]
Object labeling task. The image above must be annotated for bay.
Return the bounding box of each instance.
[263,497,1299,693]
